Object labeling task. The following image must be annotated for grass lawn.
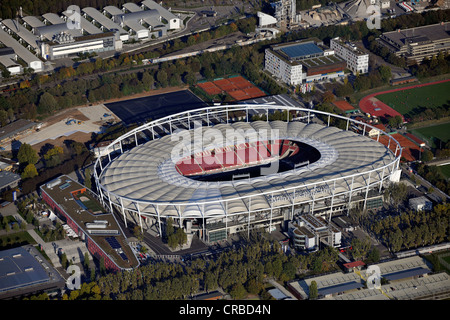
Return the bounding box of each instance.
[411,122,450,148]
[376,81,450,117]
[0,231,37,248]
[438,164,450,180]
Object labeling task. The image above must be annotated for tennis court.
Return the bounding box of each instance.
[196,76,266,101]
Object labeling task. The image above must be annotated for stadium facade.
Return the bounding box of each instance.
[93,105,402,244]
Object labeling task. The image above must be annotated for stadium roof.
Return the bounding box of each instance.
[99,119,396,218]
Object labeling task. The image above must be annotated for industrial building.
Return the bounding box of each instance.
[40,32,117,60]
[0,47,22,75]
[271,0,299,29]
[0,0,183,71]
[265,39,346,85]
[0,245,65,299]
[288,255,450,300]
[330,37,369,74]
[288,214,341,251]
[377,22,450,64]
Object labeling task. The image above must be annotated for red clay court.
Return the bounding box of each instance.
[359,79,450,120]
[375,133,424,162]
[333,100,356,112]
[196,76,266,101]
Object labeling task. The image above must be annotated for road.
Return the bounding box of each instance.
[401,165,450,202]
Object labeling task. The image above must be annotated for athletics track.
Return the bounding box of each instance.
[359,79,450,120]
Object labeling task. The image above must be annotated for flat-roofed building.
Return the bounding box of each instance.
[330,37,369,74]
[40,31,116,60]
[0,246,65,299]
[378,22,450,64]
[40,175,140,271]
[265,39,346,85]
[288,213,341,251]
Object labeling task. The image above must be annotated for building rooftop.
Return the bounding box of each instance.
[41,175,139,270]
[271,39,326,61]
[381,22,450,47]
[280,42,323,59]
[383,267,431,282]
[0,119,37,142]
[0,245,66,298]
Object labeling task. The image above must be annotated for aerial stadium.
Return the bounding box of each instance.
[93,105,402,244]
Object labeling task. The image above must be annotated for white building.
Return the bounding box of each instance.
[257,11,278,28]
[409,196,433,212]
[265,39,346,85]
[288,213,342,251]
[330,37,369,74]
[265,48,303,85]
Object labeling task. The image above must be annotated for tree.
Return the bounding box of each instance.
[38,92,58,114]
[156,70,168,88]
[17,143,38,165]
[309,281,318,299]
[21,163,38,179]
[378,65,391,83]
[421,150,433,162]
[84,168,92,189]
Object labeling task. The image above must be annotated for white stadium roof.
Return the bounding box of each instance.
[98,112,398,219]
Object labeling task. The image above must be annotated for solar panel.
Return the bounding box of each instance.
[119,253,128,261]
[105,237,121,249]
[280,42,323,59]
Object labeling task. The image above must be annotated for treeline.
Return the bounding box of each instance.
[416,163,450,195]
[361,203,450,253]
[46,234,341,300]
[0,19,279,122]
[19,141,94,194]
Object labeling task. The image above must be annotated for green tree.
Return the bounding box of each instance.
[17,143,38,165]
[309,280,318,299]
[38,92,58,114]
[84,168,92,189]
[21,163,38,179]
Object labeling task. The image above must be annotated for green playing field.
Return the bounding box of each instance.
[411,122,450,148]
[376,81,450,117]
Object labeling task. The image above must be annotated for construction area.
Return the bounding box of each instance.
[5,104,119,152]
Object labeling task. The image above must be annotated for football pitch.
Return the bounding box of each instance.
[376,81,450,117]
[411,122,450,148]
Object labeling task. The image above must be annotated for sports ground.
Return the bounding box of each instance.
[411,122,450,148]
[359,79,450,120]
[196,76,266,101]
[105,89,208,125]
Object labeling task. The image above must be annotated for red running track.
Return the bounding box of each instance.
[358,79,450,120]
